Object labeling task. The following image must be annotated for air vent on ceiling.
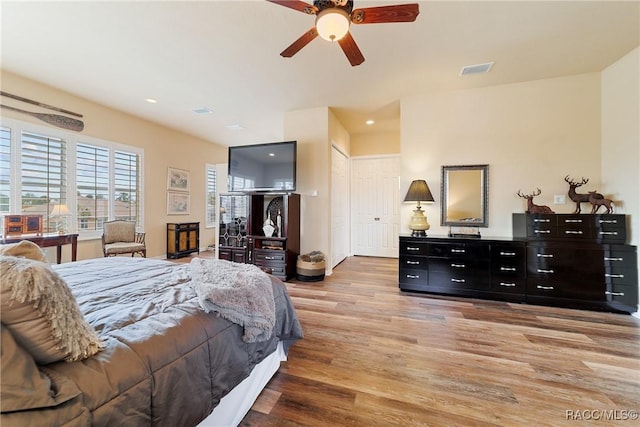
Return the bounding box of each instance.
[460,62,494,76]
[192,107,214,115]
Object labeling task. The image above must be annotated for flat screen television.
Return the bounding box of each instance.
[228,141,296,192]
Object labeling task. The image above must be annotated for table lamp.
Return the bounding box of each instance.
[404,180,434,237]
[50,204,71,234]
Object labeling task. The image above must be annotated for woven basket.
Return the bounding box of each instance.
[296,259,326,282]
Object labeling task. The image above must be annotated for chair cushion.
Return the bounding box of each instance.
[104,242,146,255]
[103,221,135,244]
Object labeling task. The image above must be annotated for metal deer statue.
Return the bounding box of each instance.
[564,175,603,213]
[517,188,555,214]
[589,191,614,214]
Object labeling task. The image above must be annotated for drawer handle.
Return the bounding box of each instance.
[499,282,516,287]
[537,285,554,290]
[451,278,466,283]
[406,260,420,265]
[533,219,551,223]
[599,219,618,224]
[564,219,583,223]
[406,274,420,279]
[500,251,516,256]
[537,253,554,258]
[451,249,466,253]
[537,269,554,274]
[564,230,583,235]
[599,231,618,235]
[406,246,420,251]
[451,263,466,268]
[264,256,278,260]
[500,267,516,272]
[604,257,624,262]
[605,291,625,296]
[534,230,551,234]
[605,273,624,279]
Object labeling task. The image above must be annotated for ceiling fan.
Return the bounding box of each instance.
[267,0,419,66]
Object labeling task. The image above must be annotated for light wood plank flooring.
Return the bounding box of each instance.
[239,256,640,427]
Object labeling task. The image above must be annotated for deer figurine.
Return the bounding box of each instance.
[564,175,603,213]
[517,188,555,214]
[589,191,614,214]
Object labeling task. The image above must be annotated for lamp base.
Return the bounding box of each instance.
[408,205,430,237]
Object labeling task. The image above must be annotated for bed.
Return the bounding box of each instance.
[0,252,303,427]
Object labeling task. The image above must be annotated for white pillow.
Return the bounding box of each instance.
[0,256,104,363]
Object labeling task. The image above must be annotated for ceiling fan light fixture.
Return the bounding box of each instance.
[315,8,350,42]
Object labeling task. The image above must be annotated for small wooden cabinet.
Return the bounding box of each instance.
[218,194,249,263]
[167,222,199,259]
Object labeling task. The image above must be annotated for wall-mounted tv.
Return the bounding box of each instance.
[228,141,297,192]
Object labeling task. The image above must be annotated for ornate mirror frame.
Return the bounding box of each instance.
[440,164,489,228]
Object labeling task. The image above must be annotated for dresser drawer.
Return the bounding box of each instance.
[603,248,637,269]
[399,268,428,286]
[427,242,490,260]
[254,249,286,265]
[400,256,427,269]
[400,240,429,256]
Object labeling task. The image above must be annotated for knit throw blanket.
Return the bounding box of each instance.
[190,258,275,343]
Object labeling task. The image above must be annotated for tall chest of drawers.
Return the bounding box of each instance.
[513,213,637,313]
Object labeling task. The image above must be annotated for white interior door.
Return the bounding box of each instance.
[351,156,400,257]
[331,146,349,268]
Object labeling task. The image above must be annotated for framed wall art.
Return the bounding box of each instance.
[167,168,190,192]
[167,191,190,215]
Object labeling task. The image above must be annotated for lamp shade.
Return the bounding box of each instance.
[404,180,434,203]
[50,204,71,216]
[315,8,350,41]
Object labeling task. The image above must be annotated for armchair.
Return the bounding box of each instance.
[101,220,146,257]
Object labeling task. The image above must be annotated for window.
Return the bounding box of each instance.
[1,118,143,236]
[205,164,217,228]
[113,150,140,222]
[20,131,67,232]
[0,127,10,213]
[76,143,109,231]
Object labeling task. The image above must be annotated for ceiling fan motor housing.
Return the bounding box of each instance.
[314,0,354,14]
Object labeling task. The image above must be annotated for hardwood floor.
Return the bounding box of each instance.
[240,256,640,427]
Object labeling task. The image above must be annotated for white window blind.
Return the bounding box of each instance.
[113,150,140,222]
[206,165,217,227]
[76,143,109,231]
[20,131,66,232]
[0,127,10,213]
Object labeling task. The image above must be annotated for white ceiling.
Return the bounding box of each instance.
[1,1,638,146]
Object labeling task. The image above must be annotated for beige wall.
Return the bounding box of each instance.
[601,47,639,313]
[601,47,639,245]
[1,71,227,260]
[401,72,602,237]
[350,131,400,156]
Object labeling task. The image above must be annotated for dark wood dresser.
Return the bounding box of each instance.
[399,214,638,314]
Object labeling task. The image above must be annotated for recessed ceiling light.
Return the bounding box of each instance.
[145,98,158,104]
[225,124,245,131]
[269,153,275,157]
[365,119,375,125]
[192,107,214,115]
[460,62,494,76]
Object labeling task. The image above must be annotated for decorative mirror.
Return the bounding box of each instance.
[440,164,489,230]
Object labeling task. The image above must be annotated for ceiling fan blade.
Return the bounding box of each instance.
[351,3,419,24]
[338,32,365,66]
[280,27,319,58]
[266,0,318,15]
